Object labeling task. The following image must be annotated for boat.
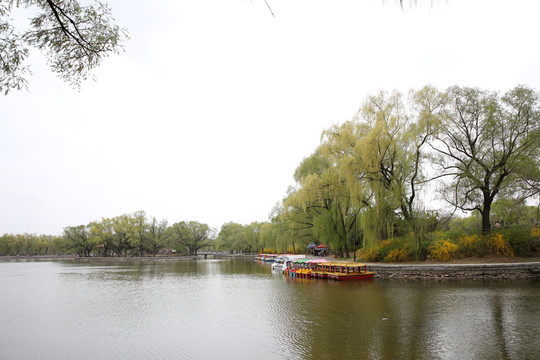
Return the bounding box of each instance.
[256,253,278,262]
[284,258,311,278]
[325,262,374,280]
[281,258,374,281]
[271,256,287,271]
[272,255,306,271]
[310,260,332,278]
[263,254,278,263]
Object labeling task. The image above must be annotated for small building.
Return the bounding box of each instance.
[314,244,330,256]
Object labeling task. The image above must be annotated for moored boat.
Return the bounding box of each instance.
[263,254,278,262]
[325,262,374,280]
[272,254,306,271]
[256,253,278,262]
[281,258,375,280]
[311,261,332,279]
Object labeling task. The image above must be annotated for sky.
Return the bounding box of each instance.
[1,0,540,235]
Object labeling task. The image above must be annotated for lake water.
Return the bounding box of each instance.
[0,259,538,360]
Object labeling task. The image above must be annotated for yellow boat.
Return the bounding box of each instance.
[325,262,374,280]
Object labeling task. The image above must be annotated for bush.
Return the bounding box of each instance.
[495,226,535,256]
[457,234,488,257]
[361,248,380,262]
[377,239,400,260]
[384,248,410,262]
[360,238,412,262]
[487,233,514,257]
[429,239,459,261]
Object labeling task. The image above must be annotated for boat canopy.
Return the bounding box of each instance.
[329,262,367,267]
[306,242,317,249]
[307,258,330,264]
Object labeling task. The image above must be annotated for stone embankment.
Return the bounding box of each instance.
[368,262,540,280]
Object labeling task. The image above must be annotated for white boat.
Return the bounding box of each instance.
[271,256,287,271]
[271,255,306,271]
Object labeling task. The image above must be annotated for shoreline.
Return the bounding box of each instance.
[367,262,540,280]
[2,255,539,279]
[0,254,255,262]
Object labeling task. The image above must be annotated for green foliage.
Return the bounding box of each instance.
[285,147,359,257]
[1,0,128,93]
[490,199,540,227]
[145,217,170,256]
[425,227,538,260]
[495,227,535,256]
[432,85,540,233]
[358,225,536,262]
[216,221,258,254]
[63,225,96,257]
[359,238,411,262]
[0,233,66,255]
[272,85,538,258]
[448,215,482,235]
[171,221,211,256]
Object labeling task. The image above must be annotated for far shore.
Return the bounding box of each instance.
[0,254,255,262]
[2,254,539,279]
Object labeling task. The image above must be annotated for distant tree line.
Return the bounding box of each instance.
[1,211,214,257]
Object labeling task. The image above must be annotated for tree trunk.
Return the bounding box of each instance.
[482,193,493,234]
[417,234,427,261]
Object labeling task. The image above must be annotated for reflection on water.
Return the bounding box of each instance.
[0,259,538,360]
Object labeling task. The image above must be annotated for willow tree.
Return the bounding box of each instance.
[280,153,328,253]
[259,221,276,253]
[431,85,540,233]
[321,91,406,248]
[110,214,137,256]
[217,222,262,254]
[89,217,115,256]
[244,222,263,255]
[279,199,313,254]
[286,149,361,257]
[217,222,247,253]
[63,224,95,257]
[320,88,440,257]
[266,201,294,254]
[130,210,148,256]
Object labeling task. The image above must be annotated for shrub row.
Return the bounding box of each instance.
[359,226,539,262]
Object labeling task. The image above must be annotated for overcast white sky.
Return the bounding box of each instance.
[1,0,539,235]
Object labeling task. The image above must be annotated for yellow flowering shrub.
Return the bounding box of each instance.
[487,233,514,257]
[429,239,459,261]
[532,228,540,239]
[459,234,480,248]
[362,248,380,262]
[384,248,410,262]
[457,234,487,256]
